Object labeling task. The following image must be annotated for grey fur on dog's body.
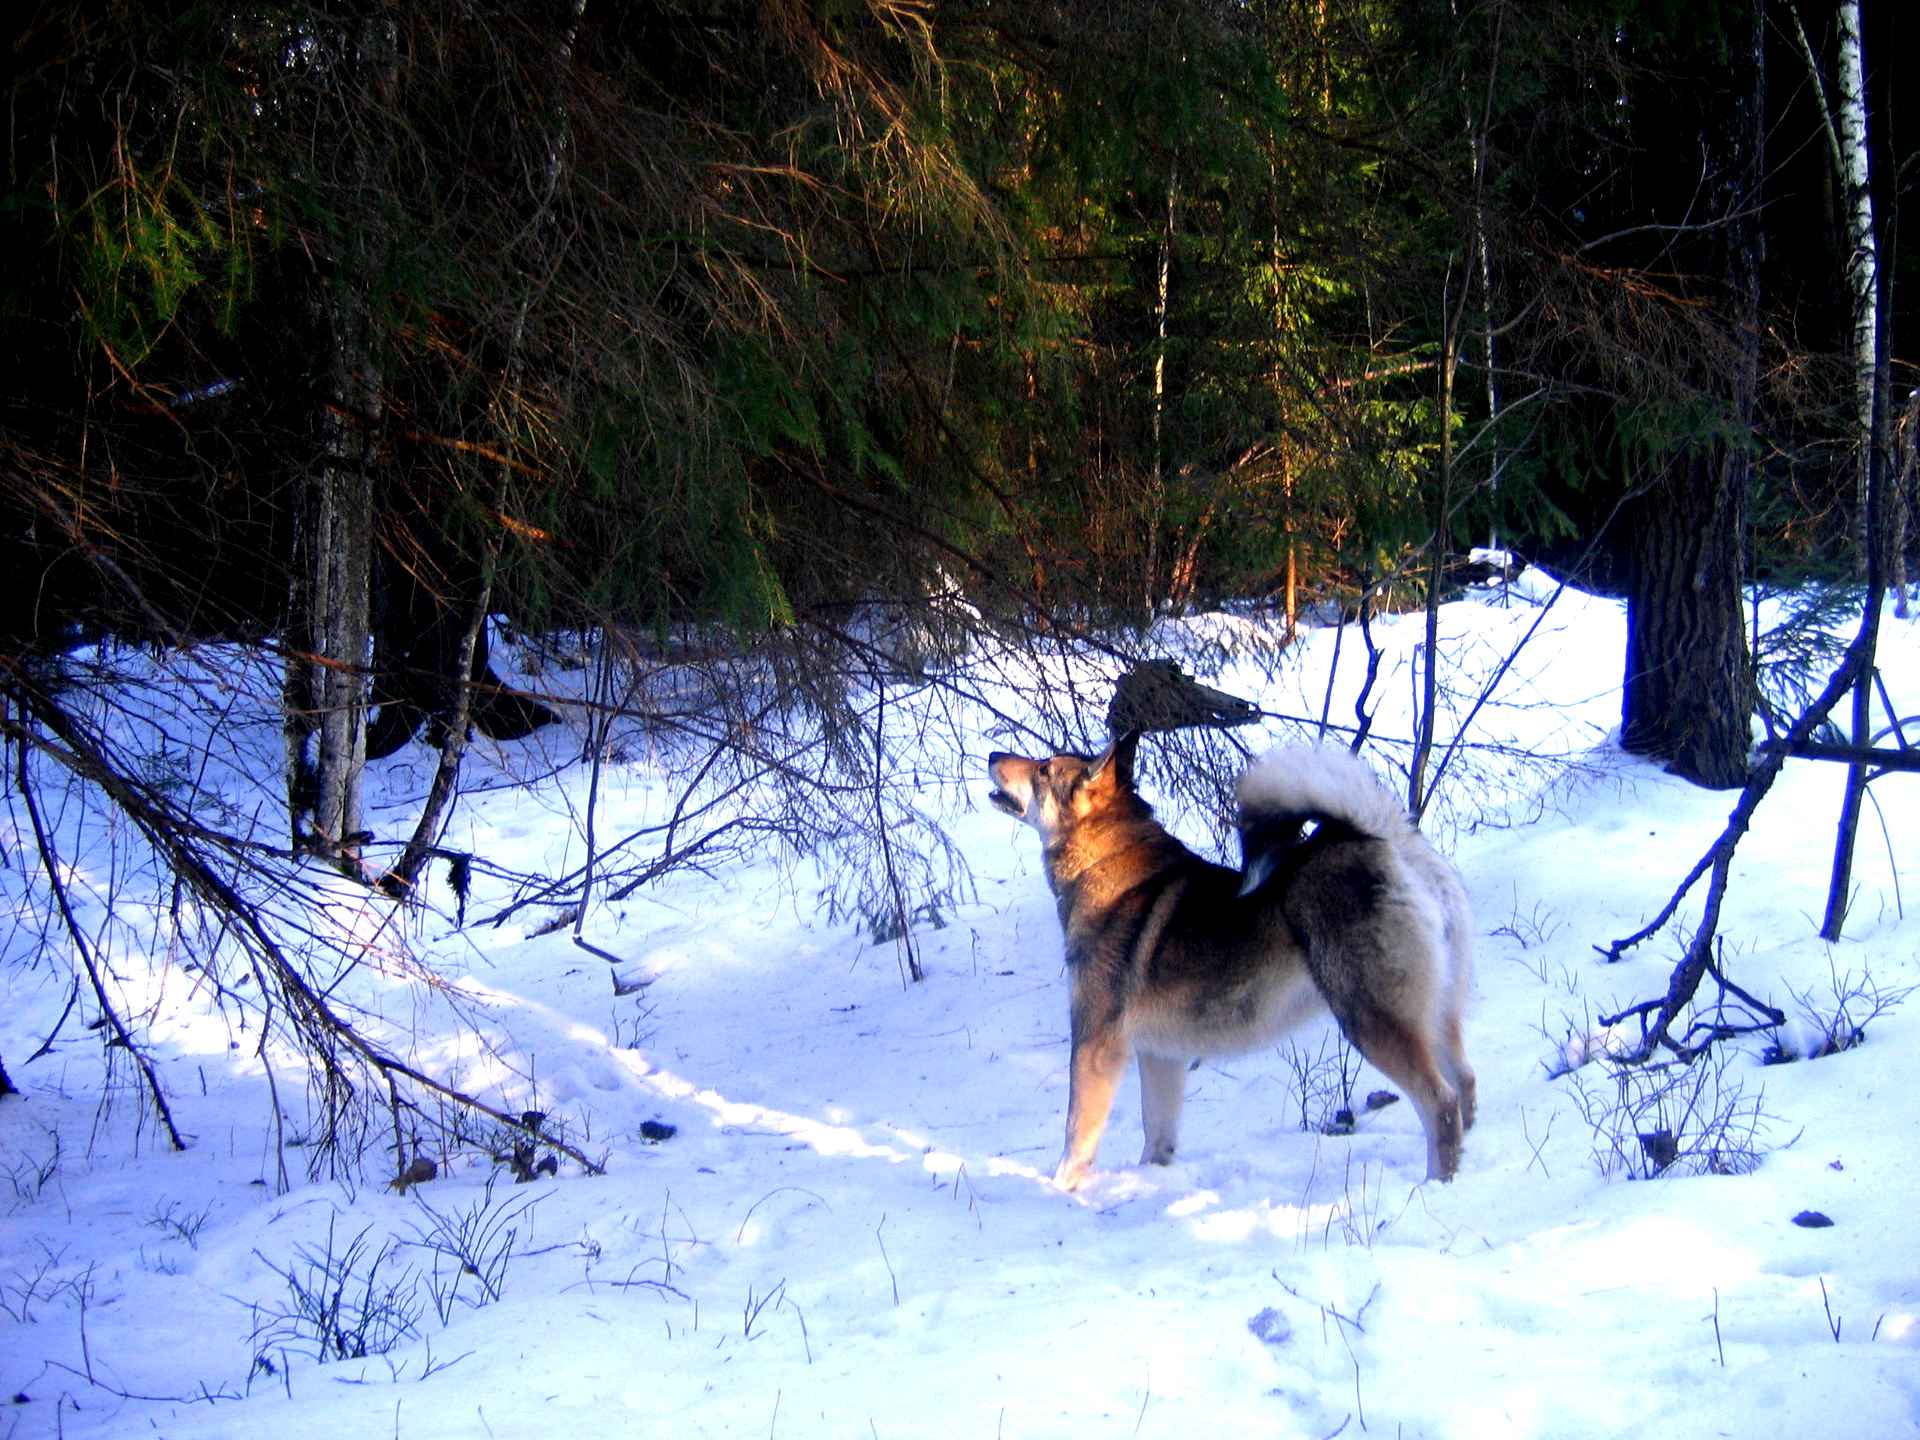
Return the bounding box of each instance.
[987,736,1474,1190]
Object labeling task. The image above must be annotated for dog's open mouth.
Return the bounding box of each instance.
[986,751,1032,818]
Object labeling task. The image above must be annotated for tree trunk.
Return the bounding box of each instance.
[1895,389,1918,619]
[1145,153,1178,618]
[382,544,497,897]
[1621,451,1755,789]
[283,11,395,876]
[382,0,583,897]
[284,306,377,872]
[1282,437,1298,642]
[1410,265,1465,819]
[1820,261,1889,942]
[1473,126,1500,544]
[1267,150,1297,642]
[1820,2,1890,940]
[1834,0,1878,570]
[1619,0,1761,791]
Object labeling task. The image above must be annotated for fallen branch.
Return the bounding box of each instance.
[2,661,604,1180]
[14,708,188,1150]
[1596,605,1878,1059]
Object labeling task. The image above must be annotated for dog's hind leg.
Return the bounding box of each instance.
[1137,1052,1188,1166]
[1055,1021,1131,1192]
[1443,1007,1477,1133]
[1338,1004,1463,1182]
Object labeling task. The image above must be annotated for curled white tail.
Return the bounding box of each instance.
[1236,745,1412,841]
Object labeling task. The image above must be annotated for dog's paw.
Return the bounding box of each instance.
[1051,1158,1090,1192]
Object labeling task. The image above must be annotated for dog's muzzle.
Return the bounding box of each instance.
[986,753,1029,818]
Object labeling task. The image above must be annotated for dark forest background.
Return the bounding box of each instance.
[2,0,1914,821]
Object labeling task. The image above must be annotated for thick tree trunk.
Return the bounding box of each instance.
[1619,0,1761,792]
[1621,449,1755,789]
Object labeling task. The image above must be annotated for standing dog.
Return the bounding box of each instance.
[987,734,1474,1189]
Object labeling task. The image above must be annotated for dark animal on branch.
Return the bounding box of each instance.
[1106,660,1259,735]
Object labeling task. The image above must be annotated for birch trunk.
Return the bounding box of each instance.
[1145,154,1178,619]
[1410,265,1466,819]
[1473,123,1500,539]
[1834,0,1877,568]
[1820,0,1889,941]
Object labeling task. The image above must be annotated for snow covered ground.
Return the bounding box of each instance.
[2,576,1917,1439]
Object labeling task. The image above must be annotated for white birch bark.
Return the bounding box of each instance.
[1834,0,1877,563]
[1151,157,1177,492]
[1473,124,1500,538]
[1820,0,1889,941]
[1146,154,1178,616]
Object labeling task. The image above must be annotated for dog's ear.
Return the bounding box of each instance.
[1089,730,1140,788]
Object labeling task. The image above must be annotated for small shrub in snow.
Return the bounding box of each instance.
[147,1199,213,1249]
[1564,1046,1774,1180]
[1,1244,74,1324]
[1762,960,1913,1064]
[248,1216,422,1368]
[404,1175,542,1323]
[1491,896,1565,954]
[1277,1031,1361,1136]
[1,1126,62,1208]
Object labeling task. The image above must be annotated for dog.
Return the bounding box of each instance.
[987,733,1474,1189]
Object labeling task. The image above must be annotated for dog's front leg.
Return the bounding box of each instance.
[1054,1013,1131,1192]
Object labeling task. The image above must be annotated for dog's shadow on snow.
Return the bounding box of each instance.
[606,1013,1447,1249]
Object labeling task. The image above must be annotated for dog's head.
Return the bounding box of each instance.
[987,732,1140,836]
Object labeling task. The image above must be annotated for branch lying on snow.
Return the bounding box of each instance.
[1,662,604,1182]
[1594,596,1879,1062]
[14,726,189,1150]
[1598,940,1785,1059]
